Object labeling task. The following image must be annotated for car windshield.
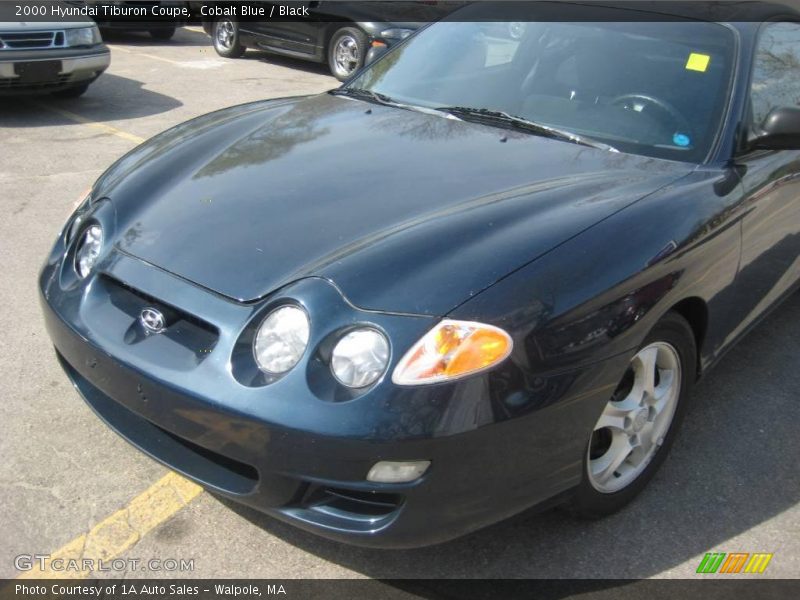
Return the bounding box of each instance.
[348,15,736,162]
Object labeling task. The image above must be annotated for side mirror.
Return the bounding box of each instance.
[750,106,800,151]
[365,43,389,67]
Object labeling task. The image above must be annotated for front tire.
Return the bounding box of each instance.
[328,26,367,81]
[567,311,696,518]
[212,19,245,58]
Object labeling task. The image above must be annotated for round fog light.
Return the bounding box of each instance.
[75,224,103,279]
[331,328,390,388]
[367,460,431,483]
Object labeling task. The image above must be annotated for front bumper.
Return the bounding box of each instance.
[0,46,110,94]
[39,233,625,547]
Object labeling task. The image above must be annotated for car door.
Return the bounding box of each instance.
[243,1,325,59]
[733,21,800,336]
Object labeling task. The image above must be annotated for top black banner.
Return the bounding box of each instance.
[1,0,800,24]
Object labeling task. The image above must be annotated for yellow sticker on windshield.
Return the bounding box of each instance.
[686,53,711,72]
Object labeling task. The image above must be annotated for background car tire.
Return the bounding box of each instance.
[566,311,697,518]
[52,83,90,99]
[212,19,245,58]
[150,27,176,41]
[328,26,367,81]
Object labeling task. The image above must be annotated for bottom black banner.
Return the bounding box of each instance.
[1,579,799,600]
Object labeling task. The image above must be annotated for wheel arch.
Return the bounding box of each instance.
[665,296,708,379]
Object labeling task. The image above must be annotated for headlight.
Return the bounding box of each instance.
[379,28,414,40]
[253,306,310,374]
[64,187,97,245]
[331,328,390,388]
[392,319,512,385]
[66,26,101,47]
[75,224,103,279]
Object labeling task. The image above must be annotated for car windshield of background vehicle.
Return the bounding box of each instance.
[350,18,736,162]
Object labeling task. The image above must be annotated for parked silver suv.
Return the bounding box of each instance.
[0,19,110,97]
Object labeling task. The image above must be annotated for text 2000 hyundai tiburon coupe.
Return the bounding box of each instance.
[40,2,800,547]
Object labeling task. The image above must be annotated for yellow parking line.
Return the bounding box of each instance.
[39,104,146,145]
[17,472,203,579]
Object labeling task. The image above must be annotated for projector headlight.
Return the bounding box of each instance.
[331,328,390,388]
[66,26,101,47]
[74,224,103,279]
[253,306,310,374]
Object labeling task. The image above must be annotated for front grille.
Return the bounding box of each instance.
[0,74,72,89]
[103,275,217,333]
[100,275,219,359]
[0,31,66,50]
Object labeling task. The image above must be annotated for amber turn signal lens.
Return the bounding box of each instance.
[392,319,513,385]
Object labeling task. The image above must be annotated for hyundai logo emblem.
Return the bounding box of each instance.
[139,307,166,334]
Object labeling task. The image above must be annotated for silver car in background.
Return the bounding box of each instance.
[0,18,109,97]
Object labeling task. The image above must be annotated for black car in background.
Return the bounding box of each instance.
[196,1,452,80]
[70,0,185,40]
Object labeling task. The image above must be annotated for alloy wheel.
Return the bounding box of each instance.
[216,20,235,50]
[588,342,682,493]
[333,35,360,77]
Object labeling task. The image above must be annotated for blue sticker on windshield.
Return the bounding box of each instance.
[673,133,691,147]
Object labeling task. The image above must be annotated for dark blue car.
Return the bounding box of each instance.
[40,1,800,547]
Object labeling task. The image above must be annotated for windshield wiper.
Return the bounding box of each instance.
[330,87,448,118]
[329,87,399,106]
[435,106,618,152]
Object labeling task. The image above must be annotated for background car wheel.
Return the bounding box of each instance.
[566,311,697,518]
[150,27,176,41]
[52,83,90,99]
[212,19,245,58]
[328,26,367,81]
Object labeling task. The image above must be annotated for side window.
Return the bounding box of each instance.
[751,22,800,127]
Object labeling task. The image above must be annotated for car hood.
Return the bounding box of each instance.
[103,94,691,316]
